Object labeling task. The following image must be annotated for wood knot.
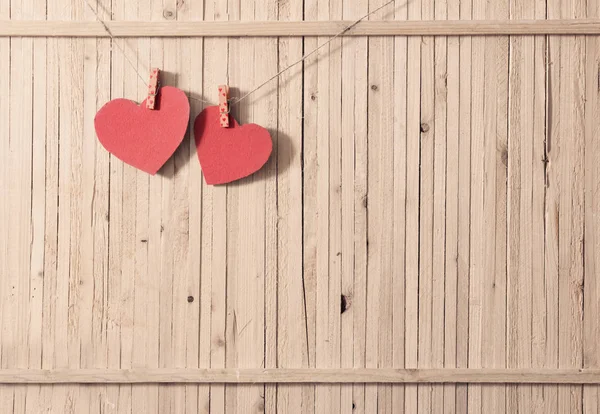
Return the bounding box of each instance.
[370,85,378,91]
[500,148,508,167]
[187,296,194,303]
[341,294,349,314]
[420,123,430,133]
[213,336,225,347]
[163,9,175,19]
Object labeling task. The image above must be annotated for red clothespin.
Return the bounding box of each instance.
[147,68,160,110]
[218,85,230,127]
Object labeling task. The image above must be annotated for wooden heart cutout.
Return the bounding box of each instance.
[94,86,190,175]
[194,106,273,185]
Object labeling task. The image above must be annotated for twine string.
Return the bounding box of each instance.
[83,0,148,87]
[230,0,395,106]
[83,0,395,107]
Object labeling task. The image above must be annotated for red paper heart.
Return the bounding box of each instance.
[94,86,190,175]
[194,106,273,185]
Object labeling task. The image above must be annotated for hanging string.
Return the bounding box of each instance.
[231,0,395,106]
[82,0,396,107]
[82,0,211,104]
[82,0,155,87]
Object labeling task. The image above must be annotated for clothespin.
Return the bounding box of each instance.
[218,85,230,127]
[147,68,160,110]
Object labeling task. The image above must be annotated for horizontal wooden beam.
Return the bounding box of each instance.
[0,368,599,384]
[1,20,600,37]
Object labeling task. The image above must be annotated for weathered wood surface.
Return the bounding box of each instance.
[4,19,600,37]
[1,0,599,412]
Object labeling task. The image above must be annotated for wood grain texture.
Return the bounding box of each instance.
[1,369,600,384]
[4,19,600,36]
[2,0,600,412]
[584,2,600,414]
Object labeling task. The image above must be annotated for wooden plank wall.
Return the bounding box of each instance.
[1,0,600,412]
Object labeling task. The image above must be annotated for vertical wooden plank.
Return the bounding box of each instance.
[405,0,422,410]
[507,27,530,414]
[530,0,551,413]
[468,1,509,413]
[584,0,600,412]
[158,1,179,410]
[0,0,8,366]
[547,0,586,412]
[365,1,395,413]
[49,0,81,409]
[306,0,328,412]
[444,0,461,410]
[4,0,33,411]
[0,0,9,407]
[303,1,319,413]
[224,3,244,413]
[391,0,408,411]
[156,0,203,412]
[418,0,434,408]
[168,1,195,412]
[262,7,281,414]
[225,0,276,411]
[328,0,344,406]
[309,0,343,411]
[508,0,548,412]
[455,0,472,412]
[105,0,141,412]
[418,0,448,410]
[432,1,447,412]
[73,1,110,412]
[340,8,355,405]
[507,0,530,411]
[118,1,149,412]
[277,0,311,412]
[201,1,228,412]
[91,0,112,411]
[143,6,165,412]
[25,0,47,410]
[41,0,61,411]
[530,35,553,414]
[180,0,203,413]
[468,0,487,411]
[76,1,112,412]
[544,5,561,414]
[131,1,153,412]
[65,0,85,389]
[157,116,174,411]
[223,3,242,413]
[482,0,509,411]
[340,0,370,413]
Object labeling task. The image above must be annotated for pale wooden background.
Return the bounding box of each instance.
[1,0,600,411]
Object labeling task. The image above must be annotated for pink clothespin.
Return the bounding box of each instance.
[147,68,160,110]
[218,85,230,127]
